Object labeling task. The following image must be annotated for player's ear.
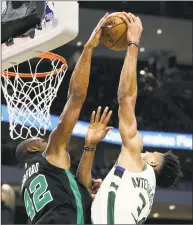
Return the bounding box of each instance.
[147,161,158,167]
[27,146,39,152]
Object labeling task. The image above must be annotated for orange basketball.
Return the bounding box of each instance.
[101,14,128,51]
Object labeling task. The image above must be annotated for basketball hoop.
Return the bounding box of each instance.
[1,52,68,140]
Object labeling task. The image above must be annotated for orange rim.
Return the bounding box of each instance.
[2,52,67,78]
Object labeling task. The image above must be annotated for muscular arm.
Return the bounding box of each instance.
[67,46,93,100]
[44,13,109,168]
[46,46,93,161]
[118,45,139,148]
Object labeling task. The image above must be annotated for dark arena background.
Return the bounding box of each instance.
[1,1,192,224]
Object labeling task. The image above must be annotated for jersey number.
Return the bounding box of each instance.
[131,193,147,225]
[137,193,146,217]
[24,174,53,220]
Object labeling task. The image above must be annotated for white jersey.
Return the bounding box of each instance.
[91,164,156,224]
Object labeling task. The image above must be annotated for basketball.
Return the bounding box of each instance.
[101,13,128,51]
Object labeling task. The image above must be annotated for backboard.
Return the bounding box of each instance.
[2,1,79,70]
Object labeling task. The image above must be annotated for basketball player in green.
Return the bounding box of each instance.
[77,13,183,224]
[15,13,111,224]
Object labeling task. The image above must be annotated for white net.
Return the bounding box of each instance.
[1,53,68,139]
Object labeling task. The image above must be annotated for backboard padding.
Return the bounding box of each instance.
[2,1,79,70]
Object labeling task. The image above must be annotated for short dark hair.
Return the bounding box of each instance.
[15,139,36,164]
[156,151,183,188]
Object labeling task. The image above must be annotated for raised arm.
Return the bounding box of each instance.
[45,14,109,164]
[117,13,143,150]
[76,106,112,191]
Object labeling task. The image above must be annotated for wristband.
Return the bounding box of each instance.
[128,41,139,48]
[84,146,96,151]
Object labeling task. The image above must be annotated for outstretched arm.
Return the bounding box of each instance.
[48,46,93,149]
[76,106,112,191]
[46,14,109,166]
[117,13,143,150]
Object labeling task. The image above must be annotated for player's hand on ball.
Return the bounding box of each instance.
[85,13,109,49]
[85,106,113,146]
[119,12,143,43]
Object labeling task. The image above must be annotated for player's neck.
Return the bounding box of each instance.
[117,151,146,173]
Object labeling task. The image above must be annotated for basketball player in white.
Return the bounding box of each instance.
[77,12,182,224]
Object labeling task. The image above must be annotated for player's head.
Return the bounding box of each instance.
[142,151,183,188]
[16,137,47,164]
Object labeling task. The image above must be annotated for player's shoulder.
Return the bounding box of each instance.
[145,163,156,183]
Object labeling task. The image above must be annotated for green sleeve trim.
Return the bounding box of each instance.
[107,191,116,224]
[65,170,84,224]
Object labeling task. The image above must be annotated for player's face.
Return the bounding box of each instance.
[37,138,48,151]
[152,151,164,161]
